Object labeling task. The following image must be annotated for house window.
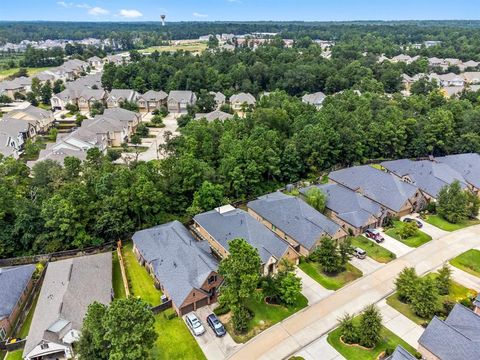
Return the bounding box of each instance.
[40,343,49,350]
[0,327,6,341]
[208,275,217,284]
[192,292,195,297]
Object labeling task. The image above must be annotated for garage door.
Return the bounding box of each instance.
[180,303,194,315]
[195,297,208,309]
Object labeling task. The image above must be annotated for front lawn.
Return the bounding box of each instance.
[425,215,480,232]
[385,221,432,247]
[221,292,308,343]
[112,251,127,299]
[450,249,480,278]
[122,242,162,306]
[327,322,418,360]
[350,236,396,263]
[4,351,22,360]
[298,260,363,290]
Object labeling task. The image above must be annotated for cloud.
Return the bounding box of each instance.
[193,12,208,18]
[227,0,242,3]
[88,6,109,15]
[118,9,143,18]
[57,1,91,9]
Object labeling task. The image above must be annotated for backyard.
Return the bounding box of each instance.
[450,249,480,278]
[350,236,396,263]
[385,221,432,247]
[425,215,480,232]
[112,251,127,299]
[298,260,363,290]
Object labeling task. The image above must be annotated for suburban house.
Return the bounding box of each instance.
[460,61,480,71]
[80,116,128,147]
[167,90,197,114]
[103,107,141,134]
[229,92,256,112]
[194,109,234,122]
[132,221,222,315]
[463,71,480,84]
[5,105,54,133]
[0,131,22,159]
[390,54,419,64]
[106,89,139,108]
[193,205,300,275]
[0,264,36,340]
[381,158,470,201]
[436,153,480,194]
[0,77,32,99]
[0,117,36,144]
[23,253,112,360]
[302,91,326,108]
[247,192,347,256]
[51,74,104,110]
[77,89,108,111]
[209,91,226,108]
[387,346,417,360]
[87,56,103,70]
[429,73,465,87]
[28,147,88,168]
[418,303,480,360]
[137,90,168,112]
[329,165,425,218]
[301,184,385,235]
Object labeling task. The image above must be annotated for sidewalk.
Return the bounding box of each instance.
[295,268,333,305]
[293,335,344,360]
[450,266,480,292]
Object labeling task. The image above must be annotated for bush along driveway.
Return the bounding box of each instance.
[385,221,432,247]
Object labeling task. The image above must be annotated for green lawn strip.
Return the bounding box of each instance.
[425,215,480,232]
[386,275,476,325]
[112,251,127,299]
[4,351,22,360]
[110,146,149,153]
[450,249,480,278]
[385,221,432,247]
[298,261,363,290]
[17,290,40,338]
[122,242,162,306]
[349,236,396,263]
[149,313,206,360]
[327,320,418,360]
[221,292,308,343]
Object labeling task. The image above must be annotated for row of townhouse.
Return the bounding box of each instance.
[382,54,480,71]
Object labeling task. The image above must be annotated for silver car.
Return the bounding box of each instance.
[185,312,206,336]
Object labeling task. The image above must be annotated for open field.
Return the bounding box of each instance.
[141,41,207,54]
[0,67,53,81]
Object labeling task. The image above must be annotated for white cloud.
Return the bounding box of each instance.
[57,1,91,8]
[118,9,143,18]
[88,6,109,15]
[57,1,73,7]
[193,12,208,18]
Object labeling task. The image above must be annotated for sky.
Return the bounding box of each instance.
[1,0,480,22]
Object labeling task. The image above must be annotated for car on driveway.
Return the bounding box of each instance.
[353,247,367,259]
[365,228,384,243]
[185,312,206,336]
[207,313,227,337]
[402,217,423,228]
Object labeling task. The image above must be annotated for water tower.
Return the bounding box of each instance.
[161,14,166,26]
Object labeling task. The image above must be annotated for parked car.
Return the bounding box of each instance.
[402,217,423,228]
[353,247,367,259]
[207,313,227,337]
[365,228,384,243]
[185,313,206,336]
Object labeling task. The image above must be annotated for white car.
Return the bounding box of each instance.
[185,312,206,336]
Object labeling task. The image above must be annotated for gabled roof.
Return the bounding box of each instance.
[0,264,36,320]
[248,192,343,250]
[140,90,168,101]
[103,107,140,123]
[229,92,256,105]
[209,91,226,103]
[194,110,233,122]
[386,345,417,360]
[132,221,218,307]
[302,91,326,106]
[194,207,291,264]
[7,105,53,124]
[329,165,418,212]
[168,90,195,103]
[436,153,480,189]
[107,89,138,102]
[418,304,480,360]
[0,117,32,137]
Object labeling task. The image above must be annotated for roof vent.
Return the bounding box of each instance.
[173,261,177,268]
[215,204,236,214]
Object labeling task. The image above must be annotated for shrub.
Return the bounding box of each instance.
[436,264,452,295]
[232,306,252,333]
[395,267,419,303]
[163,308,177,320]
[411,277,439,319]
[398,221,418,239]
[338,313,358,344]
[459,297,474,310]
[213,304,230,316]
[442,300,455,316]
[358,304,382,348]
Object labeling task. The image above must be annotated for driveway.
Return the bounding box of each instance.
[378,299,424,348]
[293,335,344,360]
[227,224,480,360]
[350,256,383,275]
[450,266,480,292]
[295,268,333,305]
[365,233,412,257]
[189,305,240,360]
[404,215,448,240]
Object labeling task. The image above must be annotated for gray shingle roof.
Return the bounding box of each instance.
[329,165,418,212]
[0,264,35,320]
[418,304,480,360]
[132,221,218,308]
[168,90,195,103]
[436,153,480,190]
[301,184,383,228]
[0,117,31,137]
[229,92,256,105]
[248,192,342,251]
[381,159,468,198]
[193,207,290,264]
[140,90,168,101]
[302,91,326,106]
[387,345,417,360]
[194,110,233,122]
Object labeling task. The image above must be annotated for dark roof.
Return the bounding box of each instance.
[329,165,418,212]
[301,184,383,228]
[132,221,218,308]
[436,153,480,190]
[418,304,480,360]
[0,264,35,320]
[248,192,343,250]
[386,345,417,360]
[193,206,291,264]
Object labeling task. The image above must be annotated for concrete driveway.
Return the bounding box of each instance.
[136,113,179,162]
[293,335,344,360]
[404,215,448,240]
[450,266,480,292]
[190,305,240,360]
[365,233,412,257]
[295,268,334,304]
[350,256,383,275]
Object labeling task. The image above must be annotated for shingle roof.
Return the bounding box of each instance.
[301,184,383,228]
[193,207,291,264]
[436,153,480,189]
[194,110,233,122]
[140,90,168,101]
[132,221,218,307]
[387,345,417,360]
[107,89,138,102]
[248,192,342,250]
[329,165,418,212]
[418,304,480,360]
[103,107,140,123]
[168,90,195,103]
[302,91,326,106]
[229,92,256,105]
[0,264,36,320]
[0,117,31,137]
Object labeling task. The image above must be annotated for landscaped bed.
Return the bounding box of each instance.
[298,260,363,290]
[350,236,396,263]
[425,215,480,232]
[385,221,432,247]
[450,249,480,278]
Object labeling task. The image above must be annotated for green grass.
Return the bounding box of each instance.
[327,321,418,360]
[350,236,396,263]
[385,221,432,247]
[4,351,22,360]
[141,42,207,54]
[112,251,127,299]
[450,249,480,278]
[17,291,39,338]
[0,67,53,81]
[110,146,149,153]
[425,215,480,232]
[122,242,162,306]
[221,292,308,343]
[298,261,363,290]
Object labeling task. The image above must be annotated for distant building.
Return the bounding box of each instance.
[302,91,326,109]
[167,91,197,114]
